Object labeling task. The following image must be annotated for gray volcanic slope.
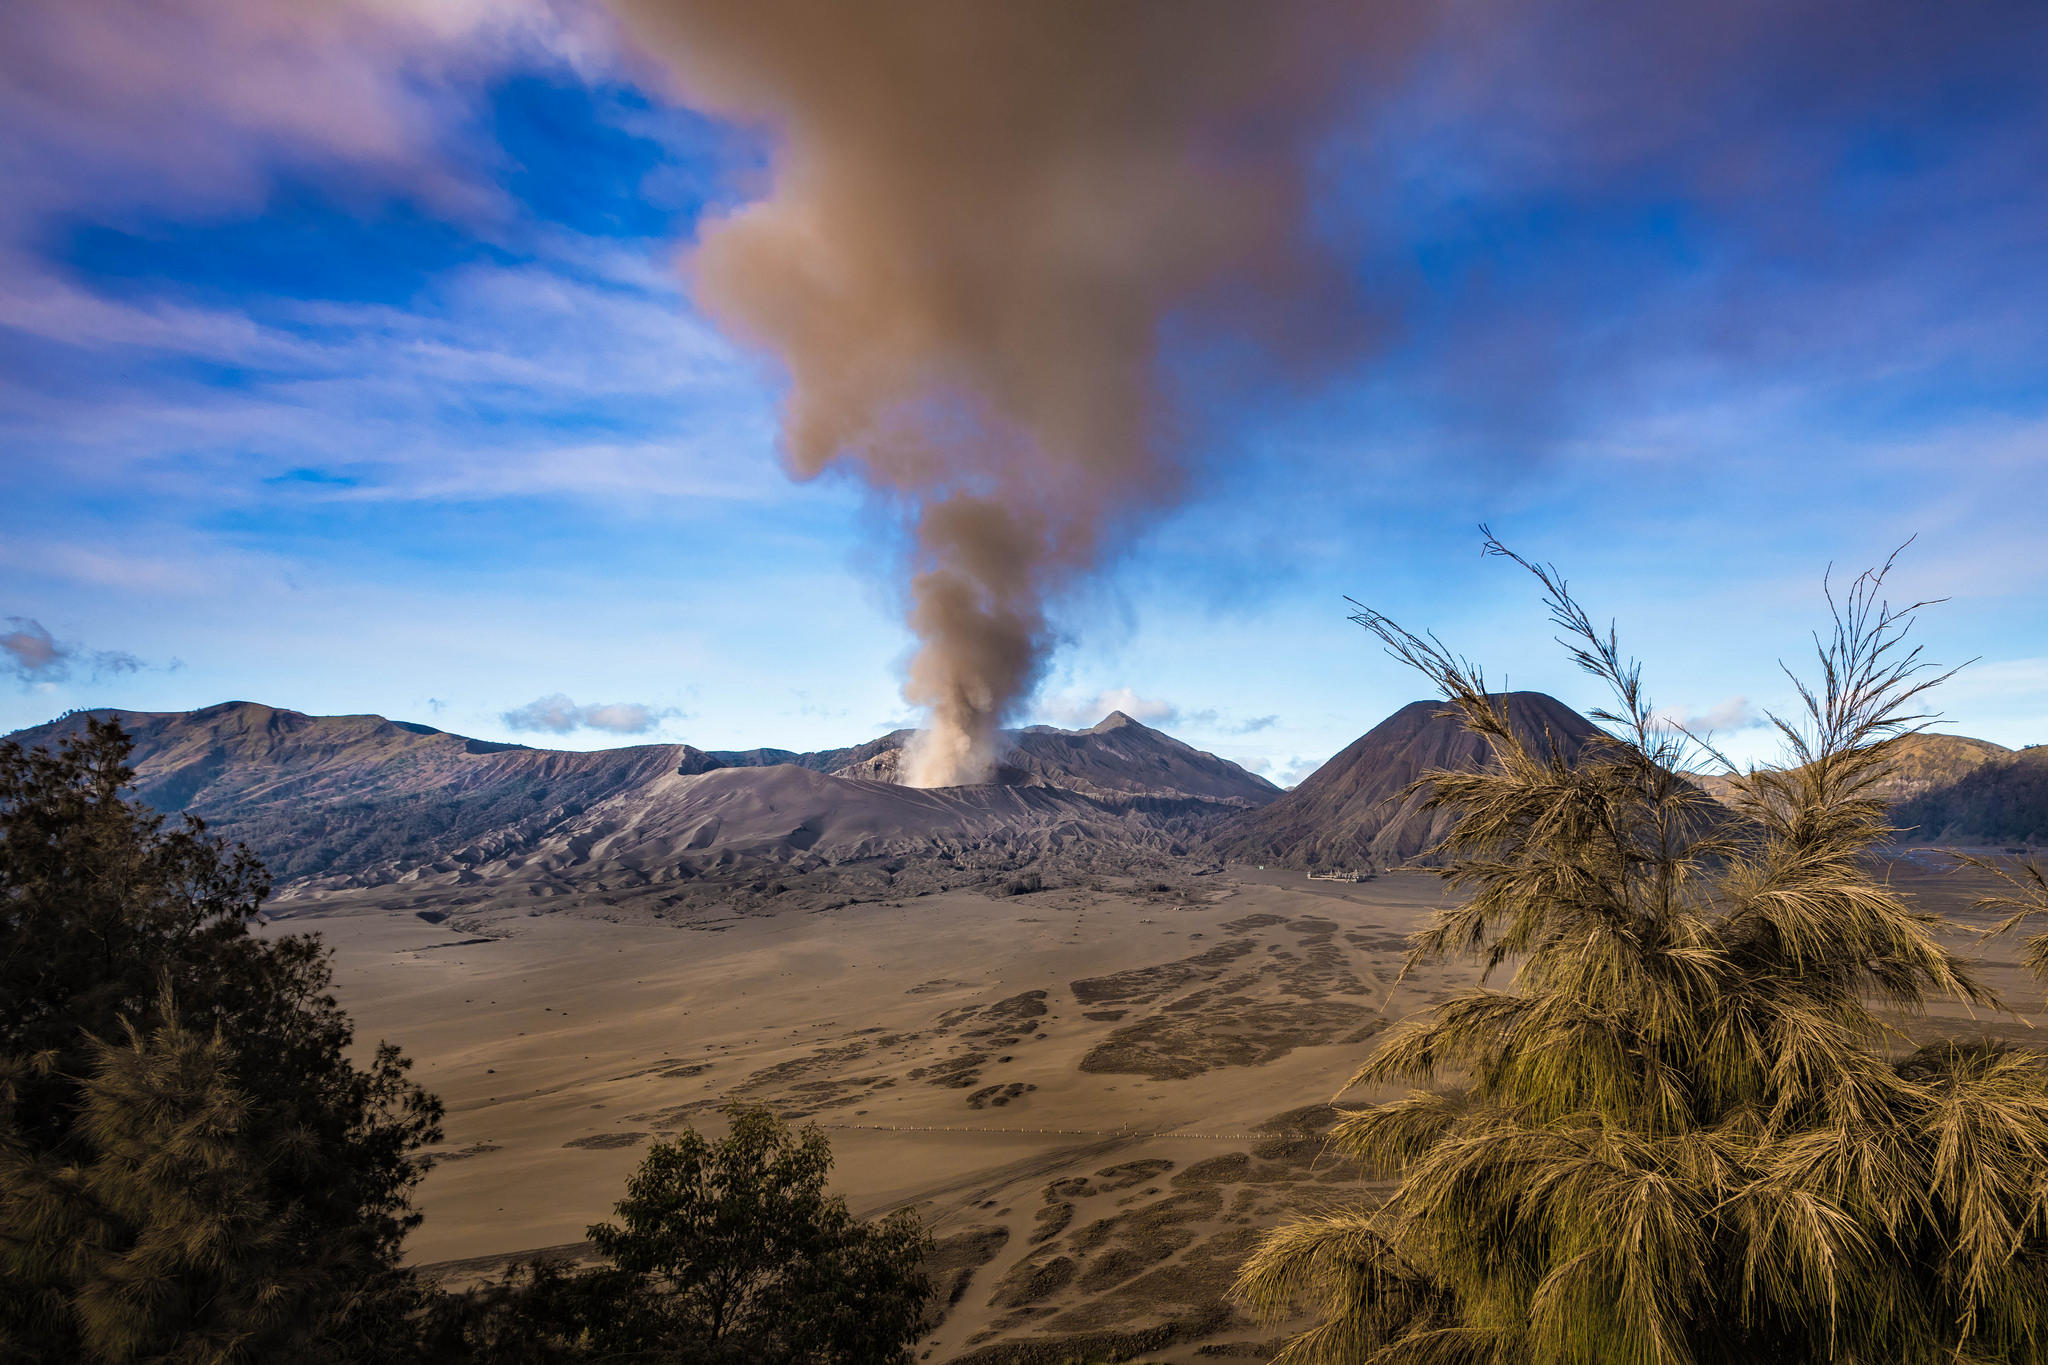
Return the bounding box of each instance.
[5,703,1277,902]
[1216,692,1602,869]
[693,712,1280,804]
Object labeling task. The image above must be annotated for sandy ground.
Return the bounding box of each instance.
[269,855,2045,1363]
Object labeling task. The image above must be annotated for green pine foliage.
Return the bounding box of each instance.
[0,720,442,1363]
[1234,538,2048,1364]
[3,1005,301,1362]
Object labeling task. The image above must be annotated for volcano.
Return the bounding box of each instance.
[5,703,1277,920]
[1215,692,1603,870]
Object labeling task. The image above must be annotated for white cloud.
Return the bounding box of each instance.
[501,692,678,735]
[1651,695,1767,734]
[1033,686,1180,729]
[1249,753,1326,788]
[1028,689,1287,737]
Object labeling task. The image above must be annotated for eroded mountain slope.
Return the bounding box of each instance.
[7,704,1276,912]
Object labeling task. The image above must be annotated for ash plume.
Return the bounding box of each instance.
[611,1,1412,785]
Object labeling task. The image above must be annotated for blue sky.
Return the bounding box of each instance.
[3,1,2045,784]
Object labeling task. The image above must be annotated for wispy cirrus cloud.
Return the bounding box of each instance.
[502,692,678,736]
[0,246,775,509]
[0,0,626,241]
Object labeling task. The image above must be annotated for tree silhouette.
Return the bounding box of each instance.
[435,1102,934,1364]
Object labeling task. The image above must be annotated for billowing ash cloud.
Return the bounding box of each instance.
[2,617,145,684]
[610,1,1415,785]
[502,693,677,736]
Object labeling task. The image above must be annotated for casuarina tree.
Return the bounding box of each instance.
[1235,537,2048,1364]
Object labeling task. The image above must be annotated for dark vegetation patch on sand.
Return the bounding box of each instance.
[955,1103,1360,1360]
[1094,1159,1175,1190]
[1030,1201,1075,1245]
[678,986,1064,1123]
[421,1141,503,1168]
[1080,1000,1383,1079]
[1172,1153,1251,1187]
[949,1322,1186,1365]
[561,1132,646,1150]
[1069,940,1256,1005]
[908,978,979,994]
[927,1225,1012,1317]
[989,1252,1076,1310]
[967,1081,1037,1109]
[1345,928,1413,953]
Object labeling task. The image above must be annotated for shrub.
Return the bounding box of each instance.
[437,1102,934,1363]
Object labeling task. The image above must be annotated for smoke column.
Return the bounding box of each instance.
[610,1,1412,785]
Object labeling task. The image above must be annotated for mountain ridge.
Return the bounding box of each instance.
[4,702,1277,911]
[1688,732,2013,806]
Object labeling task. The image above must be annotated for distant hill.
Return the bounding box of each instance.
[1894,745,2048,847]
[1870,733,2014,798]
[1690,732,2012,806]
[4,703,1276,909]
[1214,692,1601,870]
[6,703,689,886]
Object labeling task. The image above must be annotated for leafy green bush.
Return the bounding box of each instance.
[435,1102,934,1364]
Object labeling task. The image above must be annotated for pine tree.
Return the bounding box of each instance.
[1234,538,2048,1364]
[0,720,441,1362]
[1,1002,307,1362]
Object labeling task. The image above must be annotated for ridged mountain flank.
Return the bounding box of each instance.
[1215,692,1602,870]
[5,703,1277,903]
